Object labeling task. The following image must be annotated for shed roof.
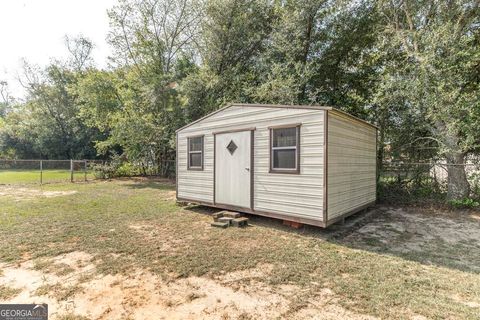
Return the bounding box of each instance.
[176,103,377,133]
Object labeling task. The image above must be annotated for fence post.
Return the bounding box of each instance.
[40,160,43,185]
[84,160,87,182]
[70,159,73,183]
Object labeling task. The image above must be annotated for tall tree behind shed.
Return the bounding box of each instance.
[377,0,480,200]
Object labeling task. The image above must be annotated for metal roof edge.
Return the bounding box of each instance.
[175,103,233,133]
[328,108,378,130]
[231,103,333,110]
[176,103,377,132]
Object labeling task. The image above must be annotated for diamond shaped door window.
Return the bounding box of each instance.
[226,140,238,155]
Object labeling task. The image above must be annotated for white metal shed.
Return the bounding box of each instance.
[176,103,377,227]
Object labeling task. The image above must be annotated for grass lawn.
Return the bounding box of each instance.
[0,169,95,184]
[0,178,479,319]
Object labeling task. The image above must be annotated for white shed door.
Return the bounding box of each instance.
[215,130,251,208]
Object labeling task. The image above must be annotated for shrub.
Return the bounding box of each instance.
[91,153,141,179]
[92,161,141,179]
[468,171,480,198]
[377,176,445,205]
[91,162,117,179]
[448,198,480,209]
[116,162,140,176]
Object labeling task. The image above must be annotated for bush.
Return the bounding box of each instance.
[91,162,117,179]
[92,161,141,179]
[377,176,445,205]
[448,198,480,209]
[115,162,140,176]
[90,153,175,179]
[468,171,480,198]
[91,153,141,179]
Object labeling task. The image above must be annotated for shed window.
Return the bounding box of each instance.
[188,136,203,170]
[270,125,300,173]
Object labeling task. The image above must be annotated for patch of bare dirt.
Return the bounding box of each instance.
[165,190,176,201]
[343,207,480,272]
[356,207,480,246]
[0,252,374,320]
[0,186,77,200]
[128,223,186,252]
[449,293,480,309]
[115,176,176,185]
[53,252,95,273]
[470,213,480,221]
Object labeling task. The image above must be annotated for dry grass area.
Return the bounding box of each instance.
[0,186,77,200]
[0,178,479,319]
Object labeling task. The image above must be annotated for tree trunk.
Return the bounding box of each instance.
[376,106,388,184]
[433,120,470,201]
[445,152,470,200]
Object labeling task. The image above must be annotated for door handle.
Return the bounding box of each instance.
[245,167,250,171]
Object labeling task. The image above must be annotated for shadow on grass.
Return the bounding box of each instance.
[329,206,480,275]
[184,203,480,275]
[122,177,176,191]
[184,205,222,217]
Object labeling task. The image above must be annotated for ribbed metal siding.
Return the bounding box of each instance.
[177,134,214,201]
[327,113,376,219]
[177,106,325,221]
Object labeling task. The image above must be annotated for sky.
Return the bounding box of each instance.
[0,0,118,99]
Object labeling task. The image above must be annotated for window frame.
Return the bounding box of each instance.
[187,135,204,171]
[269,124,301,174]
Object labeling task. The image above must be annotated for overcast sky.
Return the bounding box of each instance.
[0,0,117,98]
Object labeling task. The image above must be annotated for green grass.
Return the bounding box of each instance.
[0,169,95,184]
[0,179,479,318]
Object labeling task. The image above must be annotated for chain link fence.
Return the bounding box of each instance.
[0,159,104,185]
[0,159,176,185]
[4,158,478,201]
[379,160,480,202]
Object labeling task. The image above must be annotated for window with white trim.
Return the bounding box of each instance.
[188,136,203,170]
[270,126,300,173]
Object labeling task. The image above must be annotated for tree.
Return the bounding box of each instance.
[92,0,203,171]
[0,81,19,158]
[1,37,103,160]
[377,0,480,200]
[245,0,380,120]
[65,35,94,71]
[2,0,479,196]
[0,81,13,117]
[181,0,275,116]
[108,0,202,75]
